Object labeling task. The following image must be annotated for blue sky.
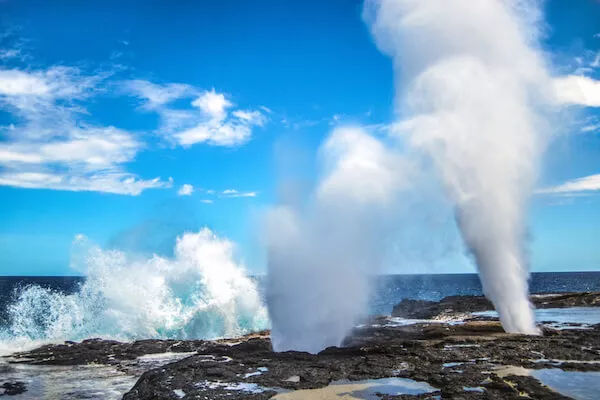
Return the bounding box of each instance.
[0,0,599,275]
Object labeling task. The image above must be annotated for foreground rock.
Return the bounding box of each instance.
[0,381,26,396]
[392,292,600,320]
[123,320,600,399]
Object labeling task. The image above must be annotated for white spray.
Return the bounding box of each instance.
[267,127,406,353]
[0,228,268,348]
[365,0,555,333]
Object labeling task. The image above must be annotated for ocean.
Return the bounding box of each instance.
[1,272,600,351]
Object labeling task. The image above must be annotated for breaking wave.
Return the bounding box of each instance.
[0,229,268,353]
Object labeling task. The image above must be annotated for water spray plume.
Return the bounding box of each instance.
[267,127,405,353]
[365,0,555,334]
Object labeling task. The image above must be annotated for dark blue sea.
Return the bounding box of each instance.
[2,272,600,330]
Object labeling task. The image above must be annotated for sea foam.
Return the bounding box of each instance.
[0,228,268,353]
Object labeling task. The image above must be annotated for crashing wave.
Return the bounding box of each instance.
[0,228,268,350]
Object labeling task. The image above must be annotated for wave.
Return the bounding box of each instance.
[0,229,269,353]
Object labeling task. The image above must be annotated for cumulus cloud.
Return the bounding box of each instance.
[125,82,267,147]
[0,64,169,195]
[538,174,600,196]
[177,184,194,196]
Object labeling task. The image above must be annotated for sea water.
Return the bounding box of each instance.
[1,271,599,352]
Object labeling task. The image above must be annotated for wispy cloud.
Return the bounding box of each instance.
[125,81,267,147]
[538,174,600,196]
[174,186,257,201]
[581,123,600,133]
[0,64,169,195]
[220,189,258,198]
[0,48,21,61]
[125,79,196,110]
[177,184,194,196]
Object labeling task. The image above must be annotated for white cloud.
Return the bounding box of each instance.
[192,89,232,120]
[592,53,600,69]
[125,79,196,109]
[175,121,255,147]
[0,69,50,95]
[221,189,258,198]
[581,124,600,133]
[178,184,194,196]
[0,171,169,195]
[554,75,600,107]
[260,106,273,114]
[0,126,138,168]
[232,109,266,125]
[200,199,214,204]
[538,174,600,196]
[125,81,267,147]
[175,90,266,147]
[0,66,168,195]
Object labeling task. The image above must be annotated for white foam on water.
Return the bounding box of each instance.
[195,380,270,394]
[0,229,269,353]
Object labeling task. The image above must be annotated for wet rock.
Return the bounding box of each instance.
[119,320,600,399]
[0,381,26,396]
[7,338,209,366]
[4,304,600,399]
[392,292,600,319]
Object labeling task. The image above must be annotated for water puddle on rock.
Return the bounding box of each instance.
[493,366,600,400]
[474,307,600,328]
[531,369,600,400]
[272,377,438,399]
[0,352,196,399]
[1,364,137,399]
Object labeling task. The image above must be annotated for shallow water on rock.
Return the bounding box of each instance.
[1,364,136,399]
[532,369,600,400]
[493,365,600,400]
[473,307,600,327]
[272,377,438,399]
[0,352,195,399]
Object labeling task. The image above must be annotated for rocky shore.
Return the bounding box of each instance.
[2,293,600,399]
[391,292,600,320]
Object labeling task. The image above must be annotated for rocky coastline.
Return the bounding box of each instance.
[1,292,600,399]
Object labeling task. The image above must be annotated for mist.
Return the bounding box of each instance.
[365,0,555,334]
[266,127,406,353]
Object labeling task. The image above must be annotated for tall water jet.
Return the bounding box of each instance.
[365,0,554,333]
[266,127,406,353]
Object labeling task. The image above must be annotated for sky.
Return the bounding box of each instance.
[0,0,599,276]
